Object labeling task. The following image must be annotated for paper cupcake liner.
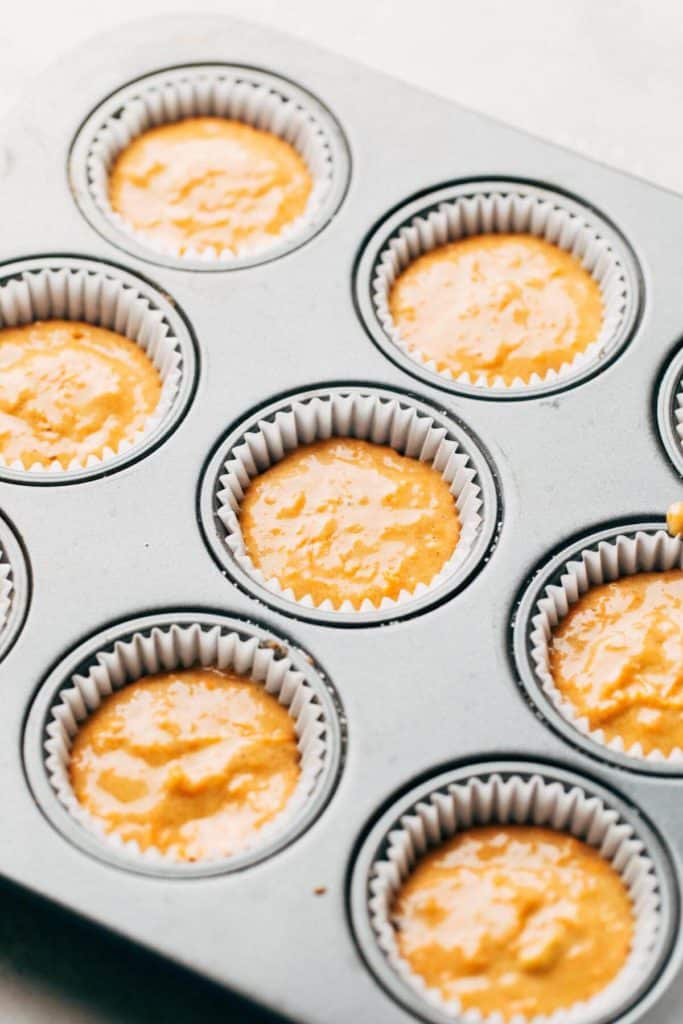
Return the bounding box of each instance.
[654,347,683,476]
[0,514,28,661]
[44,621,329,867]
[215,390,485,613]
[0,541,13,639]
[0,264,184,474]
[84,66,336,263]
[372,187,631,391]
[368,771,662,1024]
[529,528,683,763]
[672,372,683,451]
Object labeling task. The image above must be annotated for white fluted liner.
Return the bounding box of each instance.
[530,529,683,764]
[368,773,661,1024]
[0,266,183,474]
[0,542,13,637]
[372,189,630,390]
[673,377,683,450]
[85,67,335,262]
[215,391,484,613]
[44,622,328,865]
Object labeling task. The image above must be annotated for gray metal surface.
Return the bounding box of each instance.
[1,13,683,1023]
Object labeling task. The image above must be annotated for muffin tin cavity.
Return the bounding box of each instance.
[0,512,29,662]
[0,256,197,483]
[199,384,500,626]
[69,64,350,270]
[354,180,641,399]
[23,612,344,877]
[656,345,683,476]
[513,522,683,774]
[349,761,676,1024]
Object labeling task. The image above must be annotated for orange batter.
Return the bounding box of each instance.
[109,117,313,255]
[0,320,161,468]
[393,825,633,1018]
[550,571,683,754]
[69,668,301,862]
[388,233,604,384]
[239,437,460,607]
[667,501,683,536]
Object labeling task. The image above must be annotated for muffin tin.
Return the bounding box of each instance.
[2,13,683,1024]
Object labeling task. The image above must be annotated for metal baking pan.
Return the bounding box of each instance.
[2,13,683,1023]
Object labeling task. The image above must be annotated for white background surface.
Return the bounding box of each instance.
[0,2,680,1021]
[1,0,682,194]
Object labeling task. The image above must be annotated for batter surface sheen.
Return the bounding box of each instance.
[109,117,313,255]
[388,233,604,384]
[550,570,683,754]
[239,437,461,607]
[0,319,161,468]
[393,825,633,1018]
[69,668,301,862]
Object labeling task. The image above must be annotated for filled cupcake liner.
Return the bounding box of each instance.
[44,622,329,866]
[368,772,661,1024]
[529,529,683,763]
[215,391,484,613]
[372,188,630,391]
[85,67,335,262]
[0,265,183,474]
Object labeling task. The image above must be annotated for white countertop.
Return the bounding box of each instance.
[0,2,680,1021]
[2,0,682,194]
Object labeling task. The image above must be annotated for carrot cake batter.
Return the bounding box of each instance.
[667,501,683,536]
[239,437,460,607]
[109,117,313,255]
[388,233,603,384]
[0,319,161,468]
[69,668,301,862]
[393,825,633,1018]
[549,570,683,754]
